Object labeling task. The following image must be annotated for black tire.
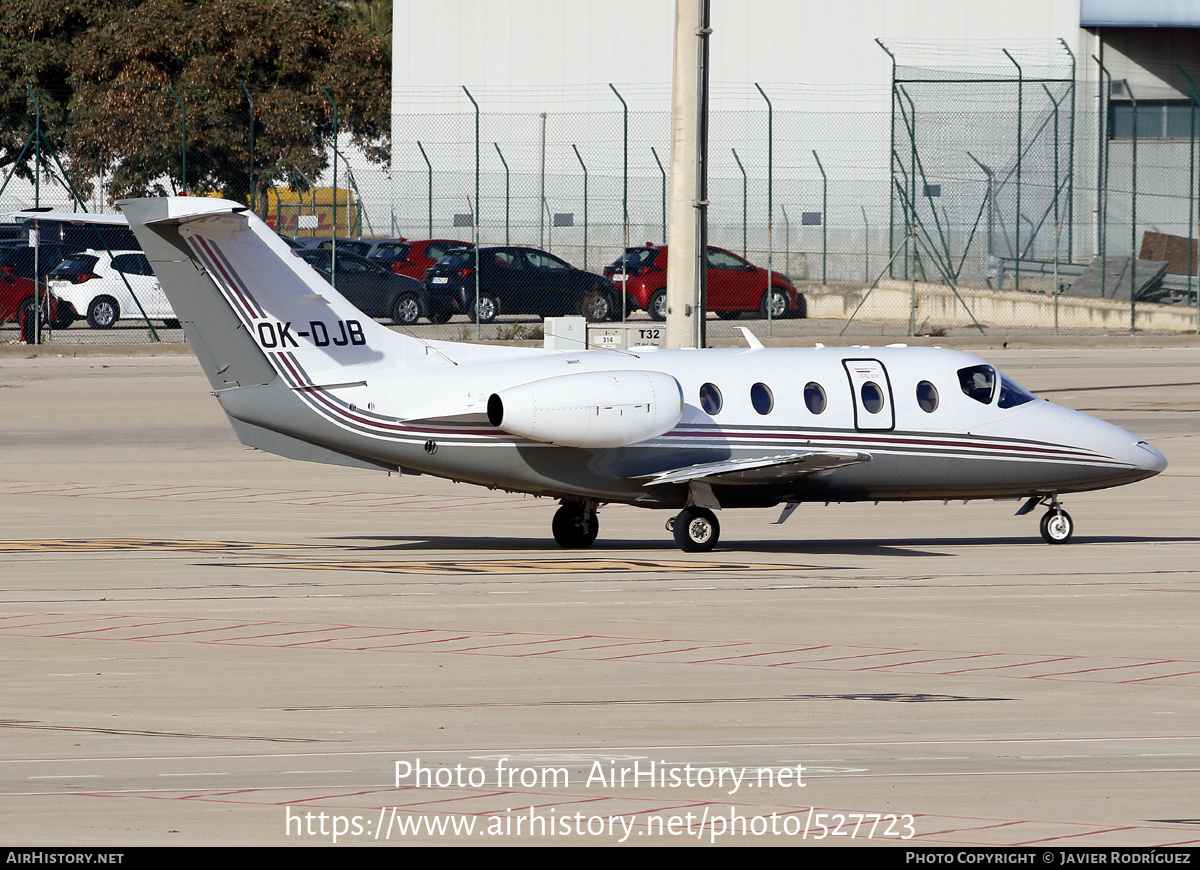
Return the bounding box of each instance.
[791,292,807,319]
[672,506,720,552]
[163,318,181,329]
[471,293,499,324]
[392,293,422,326]
[552,503,599,549]
[715,310,741,320]
[53,305,76,330]
[647,289,667,322]
[1039,509,1073,544]
[759,287,790,320]
[17,298,47,328]
[579,288,613,323]
[87,296,119,329]
[427,308,452,324]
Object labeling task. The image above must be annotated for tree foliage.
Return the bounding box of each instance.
[0,0,390,212]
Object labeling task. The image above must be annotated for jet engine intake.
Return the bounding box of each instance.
[487,370,683,448]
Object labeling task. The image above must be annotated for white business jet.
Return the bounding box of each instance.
[28,198,1167,551]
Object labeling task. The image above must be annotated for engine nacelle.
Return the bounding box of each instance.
[487,370,684,448]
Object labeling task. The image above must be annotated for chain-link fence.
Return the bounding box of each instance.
[5,70,1200,348]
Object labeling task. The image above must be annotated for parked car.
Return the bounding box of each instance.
[380,239,473,281]
[47,250,177,329]
[0,243,77,330]
[423,246,620,324]
[603,244,806,321]
[296,248,429,326]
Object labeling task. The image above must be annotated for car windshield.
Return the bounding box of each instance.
[50,255,99,279]
[610,248,658,271]
[435,250,476,270]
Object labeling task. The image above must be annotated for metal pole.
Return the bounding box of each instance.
[755,83,774,334]
[651,147,666,243]
[782,204,790,281]
[1094,56,1112,298]
[861,205,869,283]
[494,142,509,245]
[539,112,546,248]
[1060,39,1076,262]
[813,150,827,284]
[463,86,481,340]
[732,148,747,258]
[1003,49,1023,294]
[242,81,255,212]
[610,84,629,322]
[877,39,898,278]
[320,86,338,285]
[1043,84,1061,334]
[27,85,40,344]
[1176,64,1198,324]
[168,85,186,194]
[1127,80,1137,335]
[417,141,432,238]
[572,144,587,270]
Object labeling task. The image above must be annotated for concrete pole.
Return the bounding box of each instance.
[665,0,709,349]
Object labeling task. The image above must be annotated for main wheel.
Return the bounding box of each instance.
[759,287,789,320]
[579,288,613,323]
[392,293,422,326]
[552,502,599,548]
[471,293,499,324]
[715,310,741,320]
[672,506,720,552]
[87,296,119,329]
[647,289,667,322]
[1039,509,1073,544]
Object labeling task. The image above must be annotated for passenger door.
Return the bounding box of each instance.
[842,358,895,431]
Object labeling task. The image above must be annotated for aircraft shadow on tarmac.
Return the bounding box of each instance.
[328,533,1200,556]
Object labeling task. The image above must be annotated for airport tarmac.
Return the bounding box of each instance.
[1,345,1198,847]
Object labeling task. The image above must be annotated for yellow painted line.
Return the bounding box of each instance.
[0,539,309,553]
[262,559,810,575]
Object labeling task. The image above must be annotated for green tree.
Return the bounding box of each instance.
[0,0,390,212]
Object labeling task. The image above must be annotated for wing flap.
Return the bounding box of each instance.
[638,450,871,487]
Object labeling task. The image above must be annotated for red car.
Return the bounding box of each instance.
[0,245,73,331]
[603,244,805,321]
[381,239,473,281]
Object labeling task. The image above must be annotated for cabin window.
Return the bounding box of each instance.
[998,374,1037,409]
[750,382,773,415]
[860,382,884,414]
[958,364,995,404]
[916,380,939,412]
[804,382,826,415]
[699,383,723,415]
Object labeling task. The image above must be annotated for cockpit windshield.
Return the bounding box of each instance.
[998,374,1037,408]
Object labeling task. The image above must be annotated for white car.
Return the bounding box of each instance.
[48,250,177,329]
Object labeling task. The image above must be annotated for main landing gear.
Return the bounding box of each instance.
[552,500,599,548]
[1018,495,1074,545]
[665,506,721,553]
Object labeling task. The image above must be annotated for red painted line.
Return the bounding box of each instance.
[1036,660,1176,678]
[939,656,1076,674]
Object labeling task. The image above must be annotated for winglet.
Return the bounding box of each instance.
[737,327,764,349]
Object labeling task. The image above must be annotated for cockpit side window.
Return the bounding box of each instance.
[957,365,995,404]
[998,374,1037,408]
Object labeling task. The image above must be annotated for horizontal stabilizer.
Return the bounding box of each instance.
[639,450,871,487]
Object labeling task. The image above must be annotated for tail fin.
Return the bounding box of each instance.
[119,197,433,392]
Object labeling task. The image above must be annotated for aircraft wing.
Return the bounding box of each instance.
[637,450,871,487]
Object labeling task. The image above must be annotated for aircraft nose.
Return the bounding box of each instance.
[1132,439,1168,476]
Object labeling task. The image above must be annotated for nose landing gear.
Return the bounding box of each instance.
[1017,495,1074,544]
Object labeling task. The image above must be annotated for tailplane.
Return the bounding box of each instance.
[118,197,435,392]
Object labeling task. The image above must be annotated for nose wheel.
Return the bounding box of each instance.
[672,506,720,552]
[552,501,599,548]
[1039,508,1073,544]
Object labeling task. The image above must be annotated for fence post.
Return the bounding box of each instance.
[417,142,433,238]
[609,84,628,321]
[732,148,747,258]
[319,86,338,285]
[813,150,827,285]
[756,83,774,334]
[1127,80,1137,335]
[1094,56,1112,298]
[242,81,255,212]
[651,147,666,244]
[462,86,481,339]
[1175,63,1199,332]
[494,142,509,245]
[1003,50,1023,294]
[1059,39,1076,263]
[572,145,588,270]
